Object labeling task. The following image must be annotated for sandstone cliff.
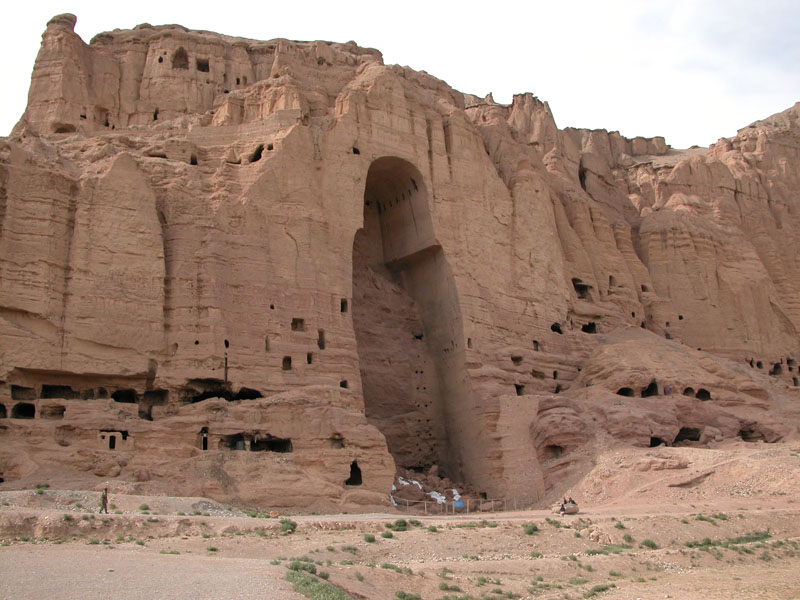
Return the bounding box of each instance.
[0,14,797,509]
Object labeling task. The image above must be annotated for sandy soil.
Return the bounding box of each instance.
[2,441,800,600]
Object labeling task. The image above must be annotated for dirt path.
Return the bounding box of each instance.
[0,544,304,600]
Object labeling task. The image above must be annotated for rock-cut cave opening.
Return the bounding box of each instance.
[352,156,472,485]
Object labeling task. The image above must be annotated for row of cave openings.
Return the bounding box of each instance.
[571,277,693,338]
[649,425,771,447]
[615,380,712,401]
[161,46,249,93]
[507,340,574,397]
[4,385,170,421]
[747,357,798,385]
[95,426,363,487]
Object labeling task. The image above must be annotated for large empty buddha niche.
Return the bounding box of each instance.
[352,156,471,483]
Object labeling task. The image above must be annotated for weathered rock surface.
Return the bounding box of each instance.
[0,14,798,509]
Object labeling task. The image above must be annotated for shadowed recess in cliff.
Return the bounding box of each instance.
[352,156,475,485]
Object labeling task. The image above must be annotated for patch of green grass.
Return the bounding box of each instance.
[382,563,412,575]
[585,544,632,556]
[355,572,364,582]
[622,534,633,543]
[711,512,728,521]
[135,540,145,546]
[427,525,438,533]
[641,539,658,550]
[408,519,422,528]
[614,521,626,529]
[545,517,569,529]
[609,570,622,577]
[286,569,353,599]
[363,533,375,543]
[569,577,588,585]
[160,550,179,555]
[394,592,421,600]
[584,584,615,598]
[696,514,718,526]
[88,538,100,545]
[207,546,218,552]
[341,545,358,554]
[139,504,150,511]
[530,551,543,558]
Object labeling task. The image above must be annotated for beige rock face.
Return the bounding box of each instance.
[0,14,798,509]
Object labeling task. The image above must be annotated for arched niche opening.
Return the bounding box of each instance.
[352,156,470,483]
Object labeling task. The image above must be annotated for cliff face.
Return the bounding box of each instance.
[0,14,798,509]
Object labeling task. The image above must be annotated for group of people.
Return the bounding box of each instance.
[558,496,576,515]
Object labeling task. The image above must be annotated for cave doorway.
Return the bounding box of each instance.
[345,461,362,486]
[352,156,470,483]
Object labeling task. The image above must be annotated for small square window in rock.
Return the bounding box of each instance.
[340,299,348,313]
[291,318,305,331]
[282,356,292,370]
[196,58,209,72]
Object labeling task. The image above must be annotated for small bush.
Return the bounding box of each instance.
[139,504,150,511]
[62,514,73,522]
[207,546,218,552]
[280,518,297,534]
[614,521,625,529]
[438,582,462,591]
[341,545,358,554]
[641,539,658,549]
[385,519,408,532]
[395,592,421,600]
[88,538,100,545]
[363,533,376,543]
[623,534,633,543]
[523,523,539,535]
[381,531,394,539]
[318,571,329,580]
[427,525,438,533]
[355,572,364,582]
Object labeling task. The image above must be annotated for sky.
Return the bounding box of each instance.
[1,0,798,149]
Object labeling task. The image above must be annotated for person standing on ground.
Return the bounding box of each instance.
[99,488,109,514]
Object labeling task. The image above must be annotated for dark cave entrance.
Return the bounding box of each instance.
[11,402,35,419]
[352,156,470,482]
[345,461,362,486]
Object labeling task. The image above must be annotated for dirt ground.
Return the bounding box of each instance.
[2,441,800,600]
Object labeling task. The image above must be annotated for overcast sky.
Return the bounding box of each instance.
[2,0,798,148]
